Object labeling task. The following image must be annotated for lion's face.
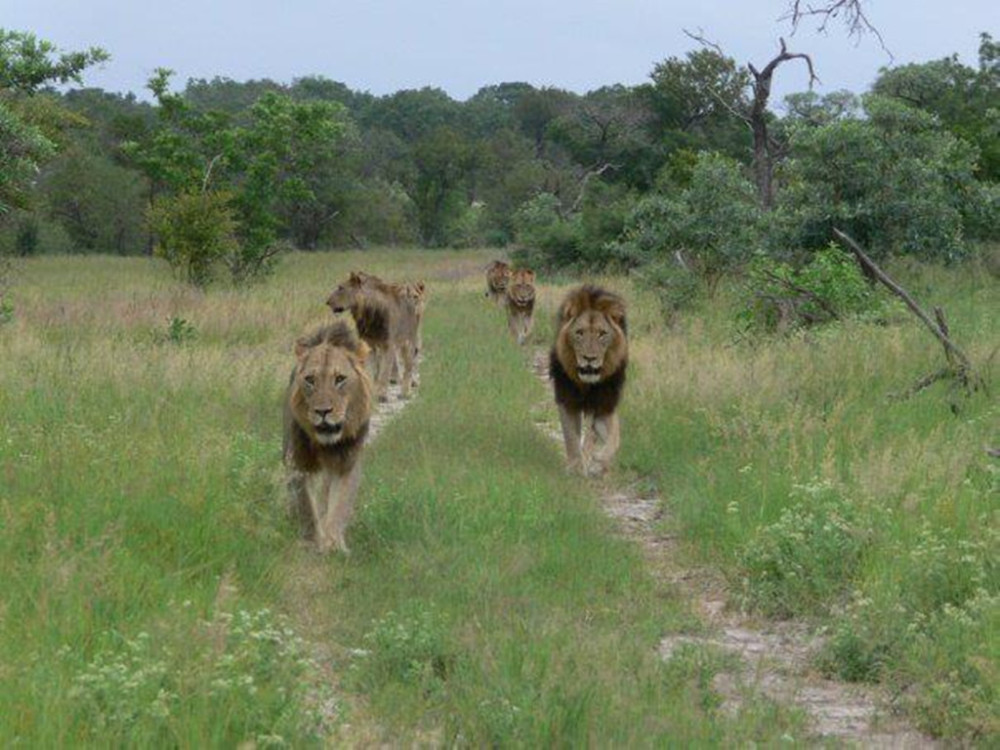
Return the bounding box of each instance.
[487,262,511,292]
[326,276,364,314]
[507,269,535,305]
[291,341,370,446]
[567,311,619,382]
[555,287,628,387]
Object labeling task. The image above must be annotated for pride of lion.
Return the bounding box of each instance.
[285,262,627,554]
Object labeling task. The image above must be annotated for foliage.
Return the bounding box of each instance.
[612,152,761,292]
[69,610,334,745]
[778,95,995,260]
[873,32,1000,182]
[511,192,582,268]
[41,147,146,254]
[738,244,880,332]
[736,481,874,618]
[147,190,238,287]
[0,30,108,94]
[153,316,198,345]
[352,609,452,693]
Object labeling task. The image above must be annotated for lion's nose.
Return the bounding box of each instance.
[314,407,333,418]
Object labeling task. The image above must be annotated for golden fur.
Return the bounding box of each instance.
[284,322,373,554]
[505,268,536,345]
[326,272,420,401]
[549,285,629,477]
[486,260,511,304]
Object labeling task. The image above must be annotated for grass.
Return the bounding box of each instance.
[0,248,996,744]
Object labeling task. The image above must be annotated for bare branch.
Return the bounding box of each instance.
[834,228,977,383]
[567,163,617,216]
[201,154,223,194]
[782,0,891,58]
[682,28,726,57]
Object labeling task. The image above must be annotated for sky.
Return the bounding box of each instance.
[3,1,996,108]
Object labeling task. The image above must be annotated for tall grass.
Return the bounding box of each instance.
[1,251,808,746]
[613,261,999,741]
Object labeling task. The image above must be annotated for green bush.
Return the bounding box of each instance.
[148,190,239,288]
[352,608,453,693]
[738,244,881,332]
[736,481,874,618]
[611,152,761,293]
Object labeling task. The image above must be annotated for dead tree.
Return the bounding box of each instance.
[834,228,983,397]
[684,31,817,211]
[748,39,819,210]
[784,1,887,49]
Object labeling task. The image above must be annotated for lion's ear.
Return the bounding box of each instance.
[416,281,425,292]
[355,340,371,364]
[526,270,536,281]
[559,298,579,323]
[605,300,627,329]
[294,337,312,361]
[348,272,363,286]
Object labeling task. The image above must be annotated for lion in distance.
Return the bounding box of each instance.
[485,260,511,304]
[284,322,373,554]
[505,268,536,345]
[326,272,420,401]
[549,285,628,477]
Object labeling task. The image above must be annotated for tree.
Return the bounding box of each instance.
[612,152,761,292]
[778,95,995,260]
[873,33,1000,181]
[127,72,352,282]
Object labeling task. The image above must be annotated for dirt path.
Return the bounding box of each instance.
[530,348,934,747]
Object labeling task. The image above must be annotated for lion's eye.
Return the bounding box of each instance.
[574,330,584,338]
[598,330,608,339]
[303,375,316,388]
[334,374,347,386]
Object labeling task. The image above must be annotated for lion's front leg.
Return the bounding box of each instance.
[373,344,392,402]
[320,460,363,555]
[398,343,415,399]
[520,311,534,346]
[557,403,584,474]
[311,473,335,553]
[586,412,620,478]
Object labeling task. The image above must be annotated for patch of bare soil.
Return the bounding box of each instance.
[530,349,934,747]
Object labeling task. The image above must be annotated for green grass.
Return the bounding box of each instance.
[616,260,999,741]
[1,249,996,745]
[0,251,807,747]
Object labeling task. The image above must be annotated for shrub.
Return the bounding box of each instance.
[148,190,239,288]
[736,481,874,618]
[612,152,761,293]
[511,193,583,269]
[738,244,881,333]
[69,609,334,744]
[352,608,453,693]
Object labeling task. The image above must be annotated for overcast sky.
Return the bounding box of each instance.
[4,1,996,108]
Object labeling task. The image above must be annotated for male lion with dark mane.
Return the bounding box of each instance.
[485,260,511,304]
[284,322,372,554]
[505,268,535,345]
[326,272,420,401]
[549,285,628,477]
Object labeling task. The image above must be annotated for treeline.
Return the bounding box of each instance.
[1,30,998,284]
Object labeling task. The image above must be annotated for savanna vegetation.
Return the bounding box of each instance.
[1,8,998,747]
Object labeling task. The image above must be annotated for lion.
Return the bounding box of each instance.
[505,268,536,345]
[326,272,419,401]
[485,260,511,305]
[284,322,372,554]
[549,285,628,477]
[388,280,427,387]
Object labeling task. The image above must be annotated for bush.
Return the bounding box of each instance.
[631,259,702,322]
[738,244,881,333]
[611,152,761,293]
[511,193,583,269]
[148,191,239,288]
[778,95,994,261]
[351,608,453,694]
[736,481,874,618]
